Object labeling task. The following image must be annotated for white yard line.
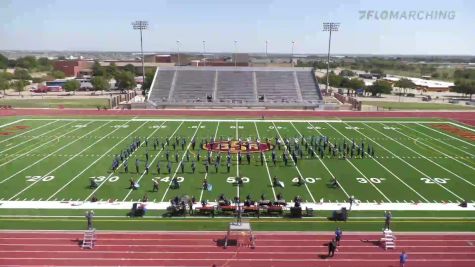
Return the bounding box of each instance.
[198,122,220,202]
[160,122,202,202]
[290,122,350,198]
[236,121,240,199]
[0,121,113,184]
[323,122,429,203]
[353,123,465,201]
[48,121,152,201]
[0,121,77,163]
[121,121,184,201]
[317,122,391,202]
[253,122,277,200]
[7,121,127,200]
[396,124,475,171]
[419,123,475,148]
[0,120,58,146]
[271,122,316,203]
[400,124,474,157]
[0,119,24,129]
[374,123,475,188]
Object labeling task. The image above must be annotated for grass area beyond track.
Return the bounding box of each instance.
[362,101,475,110]
[0,98,110,108]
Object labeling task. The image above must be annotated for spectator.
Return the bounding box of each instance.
[384,211,392,230]
[85,210,94,230]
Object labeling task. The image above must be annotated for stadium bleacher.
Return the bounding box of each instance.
[148,66,323,107]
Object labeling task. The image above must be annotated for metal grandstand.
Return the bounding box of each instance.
[147,66,324,109]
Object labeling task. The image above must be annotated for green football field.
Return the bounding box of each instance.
[0,117,474,207]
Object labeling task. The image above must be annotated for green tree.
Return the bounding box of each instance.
[339,69,356,77]
[451,79,475,100]
[13,80,27,96]
[115,71,136,92]
[394,78,416,95]
[13,68,32,80]
[0,76,9,95]
[16,56,37,69]
[92,61,106,77]
[347,78,365,95]
[123,64,136,75]
[63,79,81,95]
[50,70,66,79]
[91,76,109,94]
[366,80,393,97]
[37,57,53,71]
[0,53,8,69]
[106,62,119,78]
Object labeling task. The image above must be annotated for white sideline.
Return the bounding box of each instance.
[272,121,316,203]
[324,122,429,202]
[346,122,464,201]
[0,121,112,184]
[0,200,473,211]
[254,122,277,201]
[48,121,150,201]
[7,121,124,200]
[121,121,184,201]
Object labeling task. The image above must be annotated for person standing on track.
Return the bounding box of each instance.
[85,210,94,230]
[384,211,392,230]
[335,227,342,246]
[327,238,337,257]
[400,250,408,267]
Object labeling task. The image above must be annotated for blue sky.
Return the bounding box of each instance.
[0,0,473,55]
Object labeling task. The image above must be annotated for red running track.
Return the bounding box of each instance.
[0,108,474,126]
[0,231,474,267]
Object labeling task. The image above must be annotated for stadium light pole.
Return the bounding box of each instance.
[176,40,181,66]
[202,40,206,67]
[323,22,340,93]
[234,40,237,68]
[291,41,295,67]
[131,20,148,86]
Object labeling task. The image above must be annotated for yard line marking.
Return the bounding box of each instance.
[292,122,349,198]
[49,121,151,201]
[271,122,316,203]
[419,123,475,148]
[374,123,475,188]
[7,121,125,200]
[325,122,429,202]
[199,122,220,203]
[319,122,392,202]
[254,122,277,201]
[122,121,183,201]
[358,123,465,201]
[160,122,202,202]
[0,120,57,145]
[398,123,475,169]
[0,121,112,184]
[236,121,240,200]
[0,121,73,154]
[0,119,25,129]
[0,122,93,167]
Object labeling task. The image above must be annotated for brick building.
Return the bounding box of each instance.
[53,60,94,77]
